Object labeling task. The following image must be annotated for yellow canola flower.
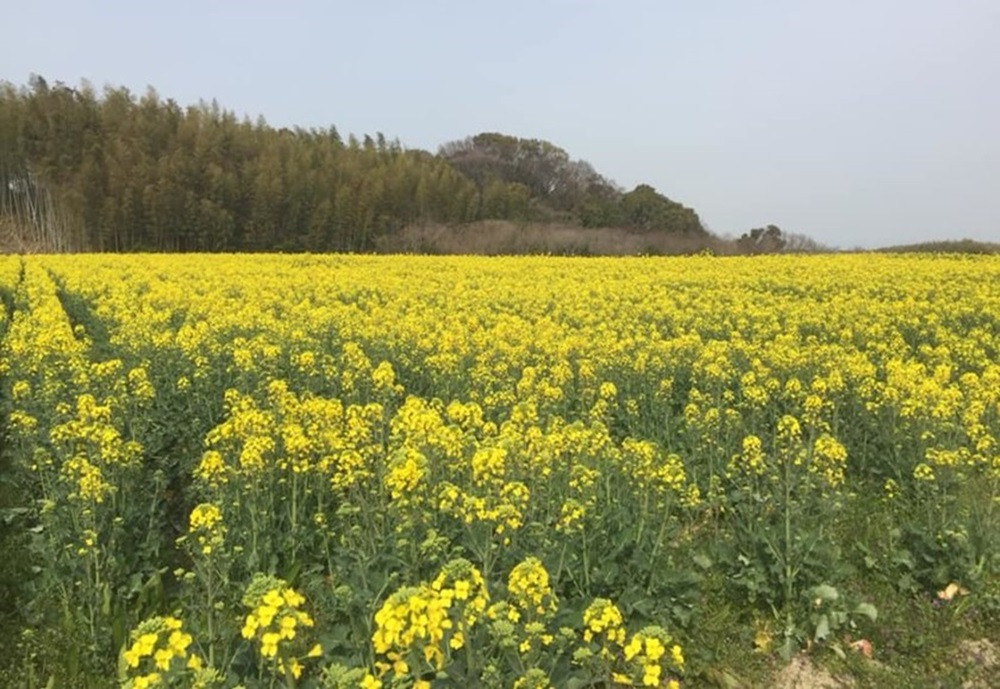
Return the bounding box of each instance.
[507,557,556,616]
[360,674,382,689]
[132,673,162,689]
[188,502,223,531]
[582,598,626,647]
[260,632,281,658]
[240,575,320,677]
[621,626,684,688]
[121,616,199,683]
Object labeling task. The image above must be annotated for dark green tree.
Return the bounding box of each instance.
[738,224,787,254]
[620,184,705,235]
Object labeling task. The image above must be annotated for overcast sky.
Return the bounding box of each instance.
[4,0,998,248]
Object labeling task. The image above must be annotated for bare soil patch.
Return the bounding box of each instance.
[774,655,854,689]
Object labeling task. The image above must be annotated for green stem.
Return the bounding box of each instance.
[206,561,216,667]
[783,450,794,635]
[290,471,299,565]
[646,498,673,594]
[554,541,567,583]
[636,491,648,545]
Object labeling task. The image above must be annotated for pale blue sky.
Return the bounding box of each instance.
[4,0,999,247]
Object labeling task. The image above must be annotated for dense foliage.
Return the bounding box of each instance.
[0,253,997,687]
[0,77,704,253]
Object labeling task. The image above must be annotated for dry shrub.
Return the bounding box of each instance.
[0,216,46,254]
[376,220,731,256]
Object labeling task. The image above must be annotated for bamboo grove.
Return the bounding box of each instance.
[0,78,704,254]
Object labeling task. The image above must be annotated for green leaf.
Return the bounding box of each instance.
[630,597,654,617]
[693,553,713,570]
[853,602,878,622]
[814,614,830,642]
[811,584,839,602]
[896,573,914,592]
[779,635,797,661]
[0,507,29,525]
[705,669,742,688]
[893,549,914,569]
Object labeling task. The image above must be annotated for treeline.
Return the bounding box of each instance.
[0,76,705,253]
[874,239,1000,255]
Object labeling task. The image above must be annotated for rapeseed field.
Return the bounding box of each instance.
[0,254,997,687]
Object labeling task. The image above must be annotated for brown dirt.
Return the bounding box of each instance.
[773,655,854,689]
[958,639,998,689]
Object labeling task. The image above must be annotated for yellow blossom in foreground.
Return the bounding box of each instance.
[241,574,319,679]
[121,616,198,685]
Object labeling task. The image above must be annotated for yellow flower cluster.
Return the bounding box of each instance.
[622,626,684,688]
[485,558,558,657]
[121,616,201,688]
[812,433,848,487]
[555,497,586,533]
[622,438,691,498]
[202,383,383,486]
[194,450,230,487]
[187,503,225,556]
[373,559,488,679]
[575,597,685,687]
[385,447,429,506]
[51,393,143,464]
[430,558,490,628]
[241,576,319,679]
[372,585,454,676]
[61,454,112,504]
[127,366,156,403]
[7,408,37,435]
[582,598,626,648]
[730,434,766,477]
[507,557,556,617]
